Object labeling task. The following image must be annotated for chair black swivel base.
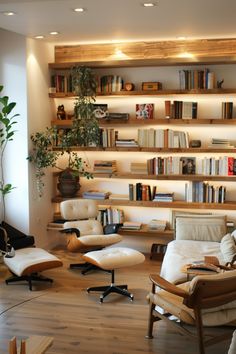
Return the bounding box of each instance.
[87,269,134,303]
[70,262,111,275]
[5,273,53,291]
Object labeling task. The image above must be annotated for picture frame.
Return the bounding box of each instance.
[136,103,154,119]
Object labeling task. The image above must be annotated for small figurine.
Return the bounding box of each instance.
[57,105,66,120]
[217,79,224,89]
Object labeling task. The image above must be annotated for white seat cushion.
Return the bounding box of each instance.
[4,248,62,276]
[161,240,224,284]
[83,247,145,270]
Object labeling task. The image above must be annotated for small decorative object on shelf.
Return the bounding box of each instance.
[189,140,201,148]
[142,82,162,91]
[125,82,135,91]
[93,104,108,119]
[57,105,66,120]
[217,79,224,88]
[136,103,154,119]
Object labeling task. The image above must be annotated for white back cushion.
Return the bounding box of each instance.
[60,199,98,220]
[64,219,103,235]
[175,215,227,242]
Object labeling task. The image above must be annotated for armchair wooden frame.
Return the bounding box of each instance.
[146,272,236,354]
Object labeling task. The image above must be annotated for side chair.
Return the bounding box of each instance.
[146,271,236,354]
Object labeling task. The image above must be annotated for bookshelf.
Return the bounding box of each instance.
[48,42,236,245]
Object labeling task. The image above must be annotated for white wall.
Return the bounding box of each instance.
[0,28,29,232]
[26,38,60,248]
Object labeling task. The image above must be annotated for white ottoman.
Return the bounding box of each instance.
[83,247,145,302]
[4,247,63,290]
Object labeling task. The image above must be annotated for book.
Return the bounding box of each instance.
[121,221,142,230]
[136,103,154,119]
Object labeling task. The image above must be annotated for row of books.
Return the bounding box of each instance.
[93,160,117,174]
[147,156,236,176]
[147,156,195,175]
[185,181,226,203]
[97,206,124,225]
[137,128,189,148]
[201,156,236,176]
[51,74,73,93]
[96,75,123,93]
[99,128,139,148]
[221,102,234,119]
[179,69,215,90]
[129,183,154,201]
[165,100,198,119]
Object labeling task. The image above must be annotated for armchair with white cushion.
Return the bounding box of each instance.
[60,199,123,274]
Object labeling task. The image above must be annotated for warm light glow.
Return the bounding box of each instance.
[34,35,44,39]
[177,52,195,59]
[50,31,59,35]
[2,11,16,16]
[109,48,130,60]
[143,2,157,7]
[74,8,85,12]
[177,36,187,40]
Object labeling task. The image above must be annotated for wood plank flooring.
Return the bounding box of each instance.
[0,249,233,354]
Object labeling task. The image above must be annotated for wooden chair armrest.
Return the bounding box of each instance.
[149,273,189,298]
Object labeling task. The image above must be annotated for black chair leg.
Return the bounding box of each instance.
[87,270,134,303]
[70,262,110,275]
[5,273,53,291]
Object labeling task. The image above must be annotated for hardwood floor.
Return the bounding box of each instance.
[0,249,233,354]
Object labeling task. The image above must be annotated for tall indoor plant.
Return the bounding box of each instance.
[0,85,19,221]
[28,66,100,197]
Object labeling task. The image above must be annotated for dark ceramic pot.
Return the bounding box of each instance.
[57,168,80,197]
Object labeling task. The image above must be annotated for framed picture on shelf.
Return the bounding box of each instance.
[93,104,108,119]
[180,157,196,174]
[136,103,154,119]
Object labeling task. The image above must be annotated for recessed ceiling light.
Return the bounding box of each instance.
[73,8,85,12]
[2,11,16,16]
[50,31,59,35]
[142,2,157,7]
[34,35,44,39]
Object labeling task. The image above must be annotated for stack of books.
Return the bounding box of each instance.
[121,221,142,230]
[93,160,117,174]
[130,162,147,174]
[148,219,167,231]
[109,194,129,200]
[153,192,174,202]
[82,190,110,200]
[115,139,139,147]
[208,138,235,149]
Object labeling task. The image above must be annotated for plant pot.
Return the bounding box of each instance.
[57,168,80,197]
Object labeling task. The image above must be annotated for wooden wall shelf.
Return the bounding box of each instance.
[49,88,236,98]
[51,38,236,67]
[52,146,236,153]
[51,118,236,127]
[91,173,236,182]
[51,197,236,210]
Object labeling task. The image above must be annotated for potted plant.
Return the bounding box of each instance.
[28,66,100,197]
[0,85,19,221]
